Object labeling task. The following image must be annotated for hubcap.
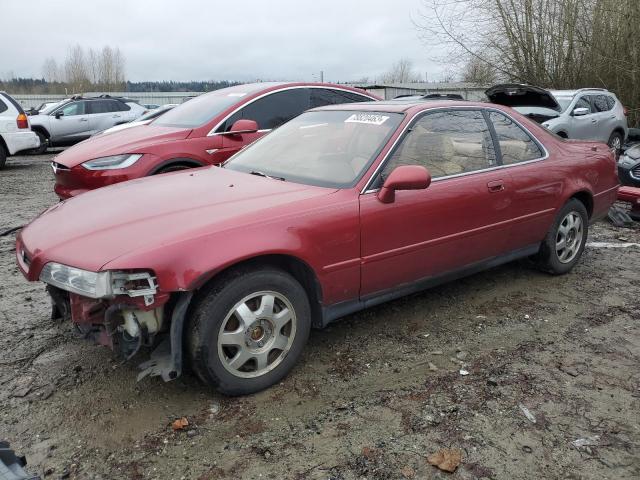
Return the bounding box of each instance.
[217,291,296,378]
[556,212,584,264]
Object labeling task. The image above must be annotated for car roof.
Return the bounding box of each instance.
[550,88,611,97]
[312,99,491,114]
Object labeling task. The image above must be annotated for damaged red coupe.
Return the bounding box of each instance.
[17,101,619,395]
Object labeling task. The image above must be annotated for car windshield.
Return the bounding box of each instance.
[39,102,61,114]
[153,84,270,129]
[555,96,574,112]
[224,110,403,188]
[137,105,175,122]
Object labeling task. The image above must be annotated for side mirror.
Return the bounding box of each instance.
[54,111,64,119]
[377,165,431,204]
[572,107,589,117]
[228,119,258,135]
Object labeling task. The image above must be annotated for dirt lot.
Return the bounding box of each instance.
[1,152,639,480]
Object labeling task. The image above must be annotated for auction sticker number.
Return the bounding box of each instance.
[345,113,389,125]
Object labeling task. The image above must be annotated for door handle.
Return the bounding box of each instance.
[591,119,597,124]
[112,115,121,118]
[487,180,505,193]
[79,118,88,122]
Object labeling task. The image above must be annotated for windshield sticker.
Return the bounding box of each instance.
[227,93,247,97]
[345,113,389,125]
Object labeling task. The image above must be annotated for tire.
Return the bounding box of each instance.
[607,131,623,159]
[187,267,311,395]
[535,199,588,275]
[0,144,6,169]
[33,131,48,154]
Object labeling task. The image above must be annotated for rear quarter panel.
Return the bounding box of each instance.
[553,138,619,219]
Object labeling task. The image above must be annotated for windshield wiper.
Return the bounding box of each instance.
[250,170,285,181]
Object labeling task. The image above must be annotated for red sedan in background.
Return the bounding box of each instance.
[51,82,378,199]
[18,100,619,395]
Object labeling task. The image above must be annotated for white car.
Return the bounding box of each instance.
[28,95,146,153]
[0,91,40,168]
[95,104,178,136]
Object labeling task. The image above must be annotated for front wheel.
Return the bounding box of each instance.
[33,131,48,154]
[187,267,311,395]
[535,199,588,275]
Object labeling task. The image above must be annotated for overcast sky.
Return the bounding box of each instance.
[0,0,445,83]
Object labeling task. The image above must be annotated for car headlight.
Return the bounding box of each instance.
[39,262,157,300]
[82,154,142,170]
[40,263,111,298]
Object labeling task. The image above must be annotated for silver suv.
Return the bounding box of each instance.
[29,95,145,153]
[486,85,628,156]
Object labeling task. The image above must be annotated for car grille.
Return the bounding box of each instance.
[51,161,70,173]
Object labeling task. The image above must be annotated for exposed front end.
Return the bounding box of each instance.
[16,234,184,380]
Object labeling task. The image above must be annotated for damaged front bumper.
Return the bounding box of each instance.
[47,285,192,382]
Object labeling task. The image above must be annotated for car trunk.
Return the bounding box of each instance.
[486,84,561,124]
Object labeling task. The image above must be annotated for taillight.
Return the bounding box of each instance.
[623,106,629,117]
[16,113,28,129]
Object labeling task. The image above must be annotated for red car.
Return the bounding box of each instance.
[51,82,378,199]
[17,100,619,395]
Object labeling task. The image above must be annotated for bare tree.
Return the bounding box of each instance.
[42,57,60,83]
[379,58,423,84]
[417,0,640,123]
[461,56,498,84]
[64,44,89,93]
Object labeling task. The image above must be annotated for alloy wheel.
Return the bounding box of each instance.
[217,291,297,378]
[556,211,584,264]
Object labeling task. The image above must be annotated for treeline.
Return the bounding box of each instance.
[125,80,240,93]
[0,78,239,95]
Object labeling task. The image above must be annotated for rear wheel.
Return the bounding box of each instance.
[187,267,311,395]
[608,131,623,159]
[535,199,588,275]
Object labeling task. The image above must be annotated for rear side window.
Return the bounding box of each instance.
[0,99,7,114]
[118,101,132,111]
[381,110,496,180]
[218,89,311,132]
[605,96,616,110]
[590,95,611,112]
[310,88,371,107]
[88,100,119,114]
[488,112,544,164]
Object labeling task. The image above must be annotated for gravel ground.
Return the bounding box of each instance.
[1,152,639,480]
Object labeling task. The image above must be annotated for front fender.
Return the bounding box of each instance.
[102,192,361,306]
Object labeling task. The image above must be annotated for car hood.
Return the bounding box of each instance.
[624,143,640,160]
[54,124,192,167]
[486,84,561,112]
[20,167,336,274]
